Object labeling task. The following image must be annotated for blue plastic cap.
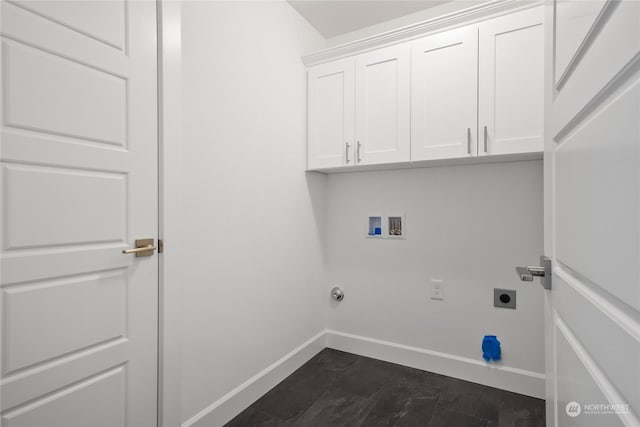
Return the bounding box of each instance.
[482,335,501,362]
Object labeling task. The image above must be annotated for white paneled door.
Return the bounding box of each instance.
[0,1,158,426]
[411,25,478,161]
[545,1,640,426]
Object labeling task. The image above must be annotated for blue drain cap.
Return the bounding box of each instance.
[482,335,501,362]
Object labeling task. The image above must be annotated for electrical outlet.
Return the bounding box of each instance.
[430,279,444,300]
[494,288,516,309]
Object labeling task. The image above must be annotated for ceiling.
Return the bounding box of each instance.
[288,1,453,38]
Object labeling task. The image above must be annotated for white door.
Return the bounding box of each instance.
[307,58,355,170]
[0,1,158,426]
[544,0,640,426]
[355,44,410,165]
[411,25,478,161]
[479,7,544,156]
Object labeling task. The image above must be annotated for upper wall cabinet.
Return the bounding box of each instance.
[308,46,410,170]
[478,7,544,156]
[306,6,544,171]
[411,25,479,161]
[355,45,411,165]
[308,58,354,169]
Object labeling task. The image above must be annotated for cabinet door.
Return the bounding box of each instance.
[411,25,478,161]
[478,7,544,155]
[355,44,410,165]
[308,58,355,170]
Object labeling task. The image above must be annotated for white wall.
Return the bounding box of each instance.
[177,1,326,424]
[171,2,546,423]
[324,161,545,379]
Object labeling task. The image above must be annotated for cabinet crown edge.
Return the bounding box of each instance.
[302,0,543,67]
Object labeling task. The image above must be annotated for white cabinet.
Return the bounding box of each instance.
[478,7,544,156]
[411,7,544,161]
[355,45,411,165]
[307,58,354,169]
[411,25,478,161]
[306,6,544,171]
[307,46,410,170]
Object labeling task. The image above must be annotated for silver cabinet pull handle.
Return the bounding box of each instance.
[467,128,471,154]
[345,142,350,164]
[483,125,488,153]
[357,141,362,163]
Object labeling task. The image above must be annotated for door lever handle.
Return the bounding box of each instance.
[515,256,552,289]
[516,256,553,290]
[122,245,155,254]
[122,239,156,257]
[516,266,535,281]
[515,266,545,281]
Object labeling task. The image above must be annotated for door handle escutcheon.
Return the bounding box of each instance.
[122,239,156,257]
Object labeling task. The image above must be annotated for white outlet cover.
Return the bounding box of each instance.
[431,279,444,300]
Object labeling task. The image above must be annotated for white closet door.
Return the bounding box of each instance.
[545,1,640,426]
[307,58,355,170]
[0,1,158,426]
[479,7,544,156]
[411,25,478,161]
[355,44,410,165]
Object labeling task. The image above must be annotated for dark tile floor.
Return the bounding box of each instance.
[225,349,545,427]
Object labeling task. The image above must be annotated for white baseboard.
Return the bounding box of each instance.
[183,329,544,426]
[183,331,326,427]
[325,329,545,399]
